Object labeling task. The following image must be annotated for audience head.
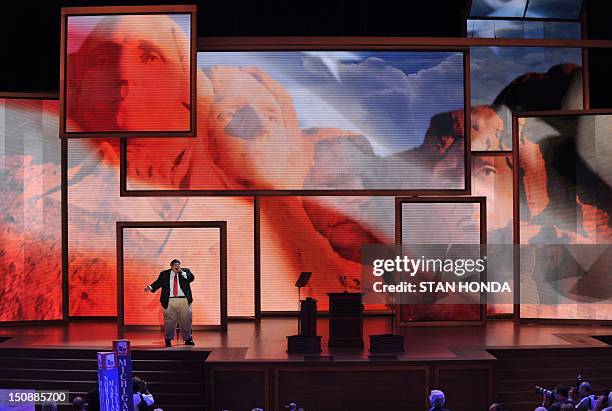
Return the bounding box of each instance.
[41,401,58,411]
[132,376,145,393]
[72,396,85,410]
[578,381,592,398]
[429,389,446,408]
[87,387,100,411]
[488,403,508,411]
[555,384,570,401]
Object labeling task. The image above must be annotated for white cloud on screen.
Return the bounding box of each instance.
[303,51,361,81]
[300,52,464,155]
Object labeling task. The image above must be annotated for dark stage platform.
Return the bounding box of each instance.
[1,318,611,411]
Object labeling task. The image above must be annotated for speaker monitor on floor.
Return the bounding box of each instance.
[287,335,322,354]
[369,334,405,353]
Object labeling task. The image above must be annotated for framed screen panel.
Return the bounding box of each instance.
[396,197,486,325]
[259,195,395,312]
[471,153,514,316]
[60,5,197,137]
[67,138,254,317]
[122,50,468,194]
[516,111,612,322]
[117,222,227,330]
[0,97,63,322]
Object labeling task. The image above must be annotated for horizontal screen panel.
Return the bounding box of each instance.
[260,196,395,312]
[126,51,465,191]
[63,11,193,135]
[518,115,612,321]
[123,227,221,326]
[68,139,253,317]
[468,20,581,39]
[0,98,62,321]
[470,47,583,150]
[400,201,482,322]
[470,0,582,19]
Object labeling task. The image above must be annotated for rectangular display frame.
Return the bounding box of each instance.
[59,5,197,138]
[0,92,65,325]
[120,45,472,196]
[116,220,228,330]
[512,108,612,325]
[471,151,515,319]
[395,196,487,326]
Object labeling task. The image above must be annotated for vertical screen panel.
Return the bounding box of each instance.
[472,155,514,315]
[519,115,612,320]
[260,196,395,311]
[0,98,62,321]
[68,138,253,317]
[64,12,193,134]
[400,201,482,322]
[123,227,221,326]
[126,51,465,191]
[470,47,583,150]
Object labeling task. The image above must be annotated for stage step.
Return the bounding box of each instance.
[0,347,209,411]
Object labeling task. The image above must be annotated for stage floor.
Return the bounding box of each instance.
[0,317,610,362]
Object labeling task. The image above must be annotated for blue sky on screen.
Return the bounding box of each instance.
[467,19,581,39]
[470,0,582,19]
[470,47,582,106]
[198,51,464,155]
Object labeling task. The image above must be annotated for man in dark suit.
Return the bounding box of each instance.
[145,259,195,347]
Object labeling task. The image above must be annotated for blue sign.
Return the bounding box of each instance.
[97,352,120,411]
[0,389,35,411]
[113,340,134,411]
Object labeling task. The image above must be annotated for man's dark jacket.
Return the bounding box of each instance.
[149,268,195,309]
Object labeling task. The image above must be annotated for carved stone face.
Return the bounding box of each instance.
[67,15,190,132]
[207,66,308,189]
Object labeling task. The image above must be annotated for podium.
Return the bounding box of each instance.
[299,297,317,336]
[327,292,363,348]
[287,294,321,354]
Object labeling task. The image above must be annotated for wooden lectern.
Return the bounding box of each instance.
[327,292,363,348]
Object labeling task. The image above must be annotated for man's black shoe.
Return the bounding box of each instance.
[184,338,195,346]
[165,339,172,347]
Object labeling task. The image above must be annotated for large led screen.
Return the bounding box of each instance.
[125,51,466,191]
[518,115,612,320]
[0,98,62,321]
[259,196,395,312]
[122,227,221,326]
[400,201,483,322]
[62,8,194,136]
[67,139,254,318]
